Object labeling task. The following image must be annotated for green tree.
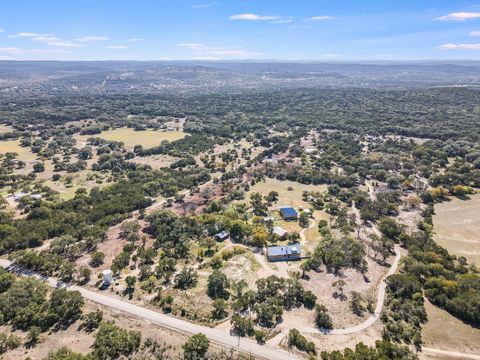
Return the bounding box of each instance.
[93,322,141,360]
[27,325,41,346]
[49,288,84,326]
[90,251,105,267]
[81,310,103,332]
[349,291,365,316]
[207,270,229,299]
[315,304,333,330]
[125,276,137,291]
[211,299,228,320]
[182,333,210,360]
[174,267,198,290]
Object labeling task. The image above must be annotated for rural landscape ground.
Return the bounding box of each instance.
[0,60,479,360]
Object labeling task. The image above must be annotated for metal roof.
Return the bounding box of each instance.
[267,243,302,257]
[279,207,298,217]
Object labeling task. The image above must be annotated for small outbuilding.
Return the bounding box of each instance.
[267,243,302,262]
[215,230,230,242]
[279,207,298,221]
[272,226,288,239]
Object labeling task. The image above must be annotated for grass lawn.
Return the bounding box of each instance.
[0,140,38,162]
[76,128,186,149]
[433,193,480,265]
[422,299,480,356]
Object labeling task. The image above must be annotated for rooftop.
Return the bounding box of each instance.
[267,243,302,257]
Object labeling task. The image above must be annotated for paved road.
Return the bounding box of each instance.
[0,259,299,360]
[299,244,402,335]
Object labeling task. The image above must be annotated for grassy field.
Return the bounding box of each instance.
[433,193,480,265]
[0,140,38,162]
[76,128,186,149]
[245,178,327,209]
[422,300,480,357]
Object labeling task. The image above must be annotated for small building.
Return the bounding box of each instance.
[273,226,288,239]
[31,194,43,200]
[279,207,298,221]
[214,230,230,242]
[102,269,113,286]
[263,215,275,223]
[305,148,317,154]
[267,244,302,262]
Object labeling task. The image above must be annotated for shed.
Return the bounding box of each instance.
[215,230,230,242]
[267,243,302,262]
[279,207,298,220]
[273,226,288,239]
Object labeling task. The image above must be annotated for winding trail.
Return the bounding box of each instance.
[300,244,401,335]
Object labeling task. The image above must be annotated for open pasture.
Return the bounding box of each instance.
[0,140,38,162]
[76,128,186,149]
[246,178,327,210]
[433,194,480,265]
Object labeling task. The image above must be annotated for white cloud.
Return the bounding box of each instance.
[9,32,53,38]
[31,36,61,43]
[435,12,480,21]
[321,53,342,59]
[105,45,128,49]
[440,43,480,50]
[271,19,293,24]
[310,16,334,21]
[123,38,145,43]
[0,47,68,55]
[47,40,84,48]
[470,31,480,37]
[9,32,84,47]
[177,42,260,58]
[0,29,4,33]
[188,56,220,60]
[177,43,205,49]
[192,2,218,8]
[230,13,280,21]
[75,36,109,42]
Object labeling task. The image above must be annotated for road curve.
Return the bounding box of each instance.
[299,244,402,335]
[0,259,299,360]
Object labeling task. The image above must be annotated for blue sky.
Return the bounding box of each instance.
[2,0,480,61]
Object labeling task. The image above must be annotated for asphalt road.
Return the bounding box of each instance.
[0,258,299,360]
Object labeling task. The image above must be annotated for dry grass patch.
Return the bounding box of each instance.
[245,178,327,210]
[421,299,480,357]
[433,193,480,265]
[76,128,186,149]
[0,140,38,162]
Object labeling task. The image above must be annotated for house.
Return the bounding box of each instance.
[279,207,298,220]
[305,148,317,154]
[214,230,230,242]
[272,226,288,239]
[266,244,302,262]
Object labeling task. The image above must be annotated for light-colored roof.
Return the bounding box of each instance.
[273,227,288,237]
[267,243,302,257]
